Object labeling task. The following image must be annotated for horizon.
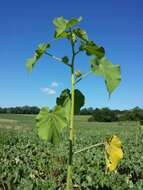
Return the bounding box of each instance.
[0,105,142,112]
[0,0,143,110]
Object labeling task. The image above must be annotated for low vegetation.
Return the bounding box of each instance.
[0,114,143,189]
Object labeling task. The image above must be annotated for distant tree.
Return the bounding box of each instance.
[80,107,93,115]
[80,108,89,115]
[0,107,3,113]
[87,107,93,115]
[0,106,40,114]
[88,107,118,122]
[140,120,143,125]
[118,107,143,122]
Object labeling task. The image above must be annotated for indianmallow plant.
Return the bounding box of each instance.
[26,16,123,190]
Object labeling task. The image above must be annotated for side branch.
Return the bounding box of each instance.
[75,49,82,56]
[45,51,71,67]
[74,142,104,154]
[75,71,92,85]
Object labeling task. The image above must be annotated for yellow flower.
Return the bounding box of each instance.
[105,135,123,172]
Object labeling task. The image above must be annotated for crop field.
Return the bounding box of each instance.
[0,114,143,190]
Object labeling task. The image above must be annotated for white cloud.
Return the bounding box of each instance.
[51,81,58,88]
[40,81,59,96]
[40,87,56,95]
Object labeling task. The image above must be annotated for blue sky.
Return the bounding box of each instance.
[0,0,143,110]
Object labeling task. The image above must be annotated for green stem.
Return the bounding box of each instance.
[74,142,104,154]
[45,51,71,67]
[75,49,81,55]
[45,51,62,61]
[75,71,92,85]
[66,29,75,190]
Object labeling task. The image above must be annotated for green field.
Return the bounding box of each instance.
[0,114,143,190]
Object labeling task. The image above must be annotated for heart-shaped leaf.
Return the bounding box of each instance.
[36,106,67,144]
[56,88,85,116]
[91,57,121,96]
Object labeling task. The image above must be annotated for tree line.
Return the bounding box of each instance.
[0,106,40,114]
[80,107,143,122]
[0,106,143,123]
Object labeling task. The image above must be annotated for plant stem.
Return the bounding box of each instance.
[75,49,81,55]
[45,51,71,67]
[75,71,92,85]
[66,29,75,190]
[74,142,104,154]
[45,51,62,61]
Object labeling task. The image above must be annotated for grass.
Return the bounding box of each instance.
[0,114,143,189]
[0,114,36,130]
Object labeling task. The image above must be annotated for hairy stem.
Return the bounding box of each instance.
[75,71,92,85]
[66,29,75,190]
[75,49,81,55]
[45,51,71,67]
[74,142,104,154]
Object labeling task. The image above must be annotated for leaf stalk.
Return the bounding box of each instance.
[74,142,104,154]
[45,51,71,67]
[75,71,92,85]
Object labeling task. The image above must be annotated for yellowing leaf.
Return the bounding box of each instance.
[105,135,123,172]
[109,135,122,148]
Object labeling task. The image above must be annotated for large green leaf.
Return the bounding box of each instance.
[36,106,67,144]
[73,28,88,41]
[53,16,82,38]
[26,43,50,72]
[56,89,71,106]
[91,57,121,96]
[56,88,85,116]
[56,89,71,121]
[63,96,71,123]
[82,41,105,58]
[74,89,85,115]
